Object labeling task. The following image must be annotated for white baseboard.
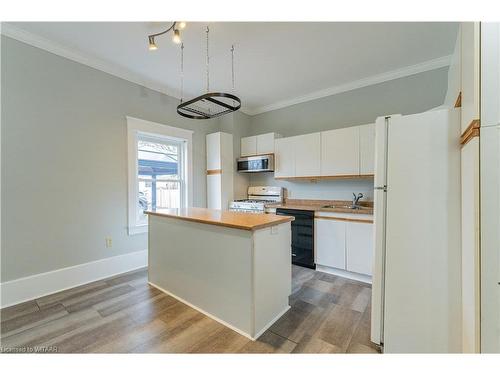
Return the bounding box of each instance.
[316,265,372,284]
[0,250,148,308]
[253,306,291,340]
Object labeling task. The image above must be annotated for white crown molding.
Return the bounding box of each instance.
[245,55,453,116]
[2,22,450,117]
[1,23,183,100]
[0,22,254,116]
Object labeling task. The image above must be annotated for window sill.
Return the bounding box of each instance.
[128,225,148,236]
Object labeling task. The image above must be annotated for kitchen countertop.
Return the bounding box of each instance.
[146,207,294,231]
[266,199,374,215]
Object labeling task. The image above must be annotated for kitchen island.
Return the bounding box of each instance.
[146,208,294,340]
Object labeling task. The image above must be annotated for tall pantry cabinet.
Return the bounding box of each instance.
[206,132,234,210]
[460,21,500,354]
[460,22,481,354]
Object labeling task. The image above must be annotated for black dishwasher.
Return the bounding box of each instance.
[276,208,315,269]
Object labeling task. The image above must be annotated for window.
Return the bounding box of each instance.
[136,136,184,225]
[127,117,193,235]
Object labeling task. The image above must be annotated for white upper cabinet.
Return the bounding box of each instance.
[359,124,375,175]
[315,218,346,269]
[256,132,277,154]
[240,135,257,157]
[272,125,375,179]
[461,22,481,133]
[346,221,374,276]
[295,133,321,177]
[240,133,280,156]
[274,136,297,178]
[321,127,359,176]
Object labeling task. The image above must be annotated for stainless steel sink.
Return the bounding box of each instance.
[321,204,368,210]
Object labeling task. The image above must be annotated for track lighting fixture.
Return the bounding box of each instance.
[172,29,181,44]
[148,35,158,51]
[147,22,186,50]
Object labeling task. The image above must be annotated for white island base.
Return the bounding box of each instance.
[147,211,293,340]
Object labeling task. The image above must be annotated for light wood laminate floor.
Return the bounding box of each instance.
[0,266,380,353]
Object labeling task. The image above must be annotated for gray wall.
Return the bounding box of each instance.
[1,36,219,282]
[247,67,449,201]
[1,35,450,282]
[249,67,449,137]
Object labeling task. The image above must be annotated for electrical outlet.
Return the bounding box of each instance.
[271,226,278,235]
[105,237,113,248]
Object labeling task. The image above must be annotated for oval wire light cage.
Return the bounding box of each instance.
[177,27,241,120]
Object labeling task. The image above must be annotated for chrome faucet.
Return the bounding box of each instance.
[352,193,364,208]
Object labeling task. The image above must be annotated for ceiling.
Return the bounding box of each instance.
[5,22,459,114]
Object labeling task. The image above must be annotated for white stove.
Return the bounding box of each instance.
[229,186,283,213]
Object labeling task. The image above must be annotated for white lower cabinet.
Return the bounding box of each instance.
[315,215,374,279]
[346,221,374,276]
[316,219,346,269]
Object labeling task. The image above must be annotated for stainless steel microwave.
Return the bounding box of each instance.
[237,154,275,173]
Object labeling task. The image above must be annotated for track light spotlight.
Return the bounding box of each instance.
[148,35,158,50]
[172,29,181,44]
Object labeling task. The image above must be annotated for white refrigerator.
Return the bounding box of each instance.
[370,108,462,353]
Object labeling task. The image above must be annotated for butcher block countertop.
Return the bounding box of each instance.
[266,199,374,215]
[146,207,294,231]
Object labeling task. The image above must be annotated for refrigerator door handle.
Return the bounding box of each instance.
[374,186,387,191]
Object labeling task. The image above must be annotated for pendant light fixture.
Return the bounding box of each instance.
[177,26,241,120]
[147,21,186,50]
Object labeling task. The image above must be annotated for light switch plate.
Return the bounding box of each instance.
[105,237,113,248]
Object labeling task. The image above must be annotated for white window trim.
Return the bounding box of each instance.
[127,116,193,235]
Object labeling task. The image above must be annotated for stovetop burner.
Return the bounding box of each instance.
[229,186,284,213]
